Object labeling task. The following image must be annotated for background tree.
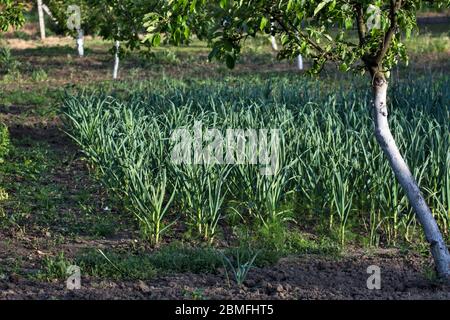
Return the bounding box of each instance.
[0,0,26,32]
[37,0,45,39]
[84,0,158,79]
[45,0,97,57]
[45,0,157,77]
[143,0,450,278]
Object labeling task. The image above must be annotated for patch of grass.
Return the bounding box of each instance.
[0,123,9,163]
[16,45,93,57]
[148,243,223,274]
[0,46,21,74]
[37,252,73,281]
[183,288,207,300]
[31,69,48,82]
[75,244,222,280]
[406,33,450,55]
[0,140,60,227]
[76,249,157,280]
[66,210,120,238]
[0,89,54,107]
[423,264,439,283]
[242,222,340,259]
[284,232,340,255]
[0,257,25,278]
[12,31,32,41]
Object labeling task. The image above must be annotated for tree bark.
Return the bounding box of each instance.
[37,0,46,40]
[270,36,278,51]
[372,75,449,278]
[113,40,120,80]
[297,55,303,70]
[42,4,56,23]
[76,29,84,57]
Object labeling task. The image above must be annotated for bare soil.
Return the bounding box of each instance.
[1,250,449,300]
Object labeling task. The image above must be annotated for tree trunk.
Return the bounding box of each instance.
[42,4,56,23]
[297,55,303,70]
[372,75,449,278]
[270,36,278,51]
[37,0,46,40]
[113,41,120,80]
[76,29,84,57]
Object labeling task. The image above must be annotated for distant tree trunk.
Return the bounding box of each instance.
[372,74,449,279]
[297,55,303,70]
[270,36,278,51]
[37,0,46,40]
[113,40,120,80]
[42,4,56,23]
[76,29,84,57]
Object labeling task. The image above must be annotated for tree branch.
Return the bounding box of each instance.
[269,10,338,62]
[355,3,366,45]
[375,0,402,65]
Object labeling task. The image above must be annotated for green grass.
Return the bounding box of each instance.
[405,32,450,55]
[0,88,58,110]
[0,137,122,237]
[40,244,222,280]
[37,236,326,281]
[0,123,9,163]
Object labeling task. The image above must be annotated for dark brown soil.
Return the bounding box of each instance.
[1,250,449,300]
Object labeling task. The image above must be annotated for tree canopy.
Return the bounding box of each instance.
[143,0,449,74]
[0,0,26,32]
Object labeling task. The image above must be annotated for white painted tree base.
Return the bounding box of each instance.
[297,55,303,70]
[270,36,278,51]
[76,29,84,57]
[113,41,120,80]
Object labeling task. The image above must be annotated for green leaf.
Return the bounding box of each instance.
[314,0,331,16]
[344,19,352,30]
[225,54,235,69]
[287,0,294,12]
[173,29,181,44]
[151,33,161,46]
[220,0,228,9]
[260,16,268,31]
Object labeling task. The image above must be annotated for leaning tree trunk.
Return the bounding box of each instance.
[372,75,449,278]
[113,40,120,80]
[37,0,46,40]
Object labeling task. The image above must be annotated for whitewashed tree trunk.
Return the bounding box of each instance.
[113,40,120,80]
[42,4,56,22]
[297,55,303,70]
[76,29,84,57]
[37,0,46,40]
[372,76,449,278]
[270,36,278,51]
